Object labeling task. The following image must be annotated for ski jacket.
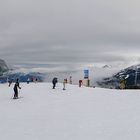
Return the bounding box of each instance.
[52,78,58,84]
[14,81,20,90]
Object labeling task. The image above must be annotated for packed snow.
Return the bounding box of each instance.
[0,82,140,140]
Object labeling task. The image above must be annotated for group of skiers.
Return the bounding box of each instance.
[10,76,127,99]
[9,76,73,99]
[52,77,73,90]
[9,76,127,99]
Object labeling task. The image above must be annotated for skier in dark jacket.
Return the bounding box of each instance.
[13,79,21,99]
[52,77,58,89]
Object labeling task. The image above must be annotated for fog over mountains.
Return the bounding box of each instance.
[1,57,140,89]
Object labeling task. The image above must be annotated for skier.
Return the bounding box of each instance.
[52,77,58,89]
[8,78,12,87]
[119,78,126,89]
[69,76,72,84]
[79,80,83,87]
[13,79,21,99]
[63,79,67,90]
[27,78,30,84]
[31,77,34,82]
[35,78,38,83]
[65,78,67,83]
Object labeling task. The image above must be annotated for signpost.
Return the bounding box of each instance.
[84,70,89,79]
[84,69,90,87]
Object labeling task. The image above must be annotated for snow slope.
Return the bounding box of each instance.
[0,83,140,140]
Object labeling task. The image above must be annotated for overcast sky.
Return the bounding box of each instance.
[0,0,140,66]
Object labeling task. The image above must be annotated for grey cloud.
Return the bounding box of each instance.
[0,0,140,66]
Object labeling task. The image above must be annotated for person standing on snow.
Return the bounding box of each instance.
[52,77,58,89]
[69,76,72,84]
[79,80,83,87]
[27,78,30,84]
[63,79,67,90]
[13,79,21,99]
[119,78,126,89]
[8,78,12,87]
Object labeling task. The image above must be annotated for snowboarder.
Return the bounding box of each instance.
[13,79,21,99]
[52,77,58,89]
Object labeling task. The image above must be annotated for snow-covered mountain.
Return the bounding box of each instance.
[97,64,140,89]
[0,59,8,75]
[1,60,140,88]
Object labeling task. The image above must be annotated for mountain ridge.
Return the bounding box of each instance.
[97,64,140,89]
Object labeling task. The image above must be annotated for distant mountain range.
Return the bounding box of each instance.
[102,65,112,68]
[1,59,140,89]
[0,59,45,83]
[0,71,45,83]
[97,64,140,89]
[0,59,9,75]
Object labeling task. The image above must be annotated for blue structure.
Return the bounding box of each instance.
[84,69,89,79]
